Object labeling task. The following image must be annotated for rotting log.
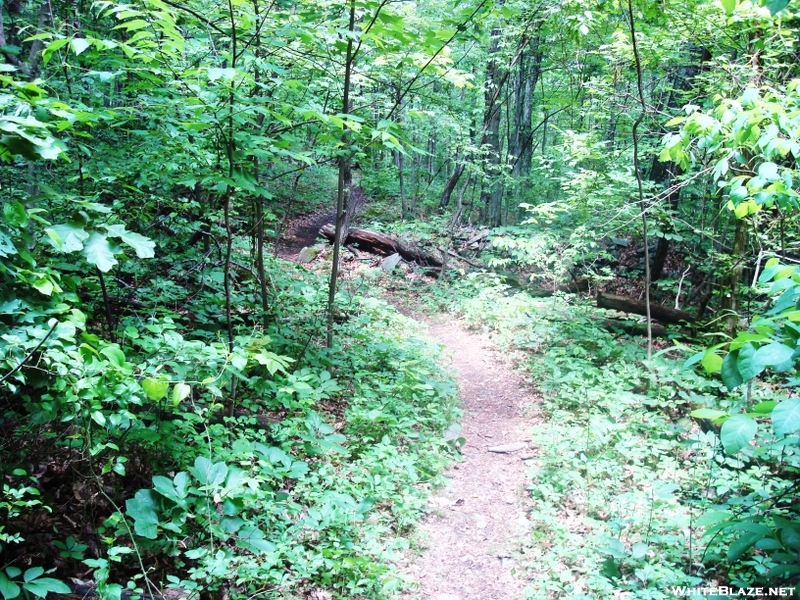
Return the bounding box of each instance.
[601,319,668,338]
[319,224,442,267]
[597,292,694,324]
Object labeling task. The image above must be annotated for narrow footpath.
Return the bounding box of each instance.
[399,315,543,600]
[277,207,544,599]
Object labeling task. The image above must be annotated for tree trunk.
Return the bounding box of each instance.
[440,163,466,209]
[648,44,711,281]
[427,136,436,182]
[24,0,53,77]
[511,38,541,177]
[722,217,749,336]
[0,1,21,67]
[479,3,504,226]
[398,149,406,219]
[394,84,407,219]
[326,0,356,348]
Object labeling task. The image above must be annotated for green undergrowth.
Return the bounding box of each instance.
[1,260,459,600]
[424,272,798,598]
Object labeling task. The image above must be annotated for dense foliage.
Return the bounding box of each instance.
[3,0,800,595]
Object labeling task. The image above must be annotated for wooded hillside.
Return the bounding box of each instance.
[2,0,800,595]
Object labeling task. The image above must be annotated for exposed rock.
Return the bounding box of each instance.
[487,442,527,453]
[381,252,402,272]
[298,245,321,263]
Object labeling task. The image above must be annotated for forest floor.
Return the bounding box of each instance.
[393,310,543,600]
[280,203,545,599]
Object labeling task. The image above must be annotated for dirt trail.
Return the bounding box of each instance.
[399,315,542,600]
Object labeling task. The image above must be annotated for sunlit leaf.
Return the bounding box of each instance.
[772,399,800,437]
[720,415,757,454]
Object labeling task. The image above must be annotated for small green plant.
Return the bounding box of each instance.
[53,536,88,560]
[0,567,70,600]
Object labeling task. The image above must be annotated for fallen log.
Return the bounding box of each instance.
[319,224,442,267]
[597,292,694,324]
[601,319,668,337]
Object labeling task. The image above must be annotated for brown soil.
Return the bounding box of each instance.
[275,209,335,260]
[275,186,369,261]
[396,312,543,600]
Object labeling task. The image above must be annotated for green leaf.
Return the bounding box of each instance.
[3,202,27,227]
[189,458,227,487]
[173,472,189,498]
[0,231,16,257]
[83,232,119,272]
[742,87,759,105]
[719,0,736,14]
[230,351,248,371]
[22,578,70,598]
[737,342,762,380]
[207,461,228,486]
[723,521,774,537]
[289,460,309,479]
[171,382,191,406]
[100,346,127,370]
[22,569,42,584]
[600,557,621,580]
[142,378,169,401]
[91,410,106,426]
[751,401,778,415]
[443,423,462,441]
[41,37,70,65]
[767,564,800,578]
[152,475,178,501]
[598,537,626,558]
[721,351,744,388]
[697,510,733,528]
[48,223,89,253]
[190,456,212,485]
[208,67,237,82]
[0,572,21,600]
[125,490,159,539]
[758,162,779,181]
[772,399,800,437]
[70,38,91,55]
[690,408,727,420]
[31,276,54,296]
[720,415,757,454]
[763,0,789,14]
[701,349,723,373]
[103,225,155,258]
[236,526,276,554]
[664,116,686,127]
[752,342,795,373]
[114,19,149,31]
[728,532,762,561]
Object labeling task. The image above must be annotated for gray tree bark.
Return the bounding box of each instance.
[480,8,504,226]
[511,38,541,177]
